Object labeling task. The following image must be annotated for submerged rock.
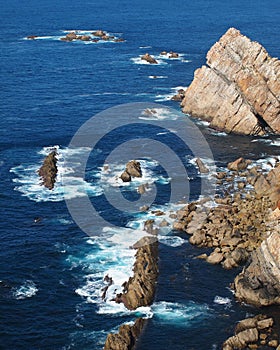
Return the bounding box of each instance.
[38,150,58,190]
[181,27,280,135]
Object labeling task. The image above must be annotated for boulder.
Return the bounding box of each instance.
[171,89,186,102]
[195,157,209,173]
[141,53,158,64]
[92,30,106,37]
[181,28,280,135]
[38,150,58,190]
[227,157,250,171]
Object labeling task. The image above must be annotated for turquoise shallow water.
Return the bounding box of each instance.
[1,1,280,349]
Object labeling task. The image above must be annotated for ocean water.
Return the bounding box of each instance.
[1,0,280,349]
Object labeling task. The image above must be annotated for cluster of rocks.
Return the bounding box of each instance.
[38,150,58,190]
[120,160,142,182]
[174,158,268,268]
[160,51,179,58]
[104,236,158,349]
[180,27,280,136]
[104,318,147,350]
[174,158,280,269]
[141,50,179,64]
[27,30,125,43]
[60,30,125,43]
[223,315,279,350]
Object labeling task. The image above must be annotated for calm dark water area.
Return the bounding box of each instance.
[1,1,280,349]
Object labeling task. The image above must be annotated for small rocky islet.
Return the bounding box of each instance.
[26,29,125,43]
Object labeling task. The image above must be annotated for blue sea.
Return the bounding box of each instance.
[1,1,280,349]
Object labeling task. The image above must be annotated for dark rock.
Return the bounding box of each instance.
[38,150,58,190]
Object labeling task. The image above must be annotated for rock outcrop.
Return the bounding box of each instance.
[115,236,158,310]
[181,27,280,135]
[104,236,158,349]
[223,315,279,350]
[38,150,58,190]
[104,318,147,350]
[120,160,142,182]
[141,53,158,64]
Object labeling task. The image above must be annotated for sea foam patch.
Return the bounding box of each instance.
[12,280,38,300]
[11,146,103,202]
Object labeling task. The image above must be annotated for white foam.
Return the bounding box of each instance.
[152,301,211,325]
[159,235,186,247]
[213,295,232,306]
[11,145,103,202]
[148,75,167,79]
[154,86,187,102]
[12,280,38,300]
[131,56,167,65]
[139,107,182,121]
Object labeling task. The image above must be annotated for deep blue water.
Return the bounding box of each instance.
[1,1,280,349]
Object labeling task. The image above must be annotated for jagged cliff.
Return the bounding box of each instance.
[181,27,280,135]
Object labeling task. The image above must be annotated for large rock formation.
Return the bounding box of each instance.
[181,28,280,135]
[38,150,58,190]
[104,236,158,349]
[115,236,158,310]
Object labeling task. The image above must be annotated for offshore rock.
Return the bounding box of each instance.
[120,160,142,182]
[38,150,58,190]
[104,318,147,350]
[141,53,158,64]
[116,237,158,310]
[181,28,280,135]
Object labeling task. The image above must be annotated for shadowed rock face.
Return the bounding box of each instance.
[104,318,147,350]
[234,164,280,306]
[181,28,280,135]
[38,151,58,190]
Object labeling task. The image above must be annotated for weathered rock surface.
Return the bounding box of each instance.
[115,236,158,310]
[104,236,158,349]
[181,27,280,135]
[223,314,279,349]
[38,150,58,190]
[174,159,280,272]
[120,160,142,182]
[104,318,147,350]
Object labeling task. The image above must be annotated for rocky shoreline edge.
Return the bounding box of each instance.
[174,157,280,349]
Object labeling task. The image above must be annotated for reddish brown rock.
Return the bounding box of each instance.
[181,28,280,135]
